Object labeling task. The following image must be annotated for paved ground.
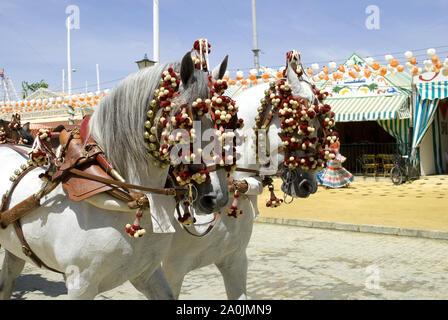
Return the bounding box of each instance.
[4,223,448,300]
[258,175,448,232]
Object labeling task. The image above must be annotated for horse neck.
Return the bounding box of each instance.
[89,113,169,189]
[235,83,285,174]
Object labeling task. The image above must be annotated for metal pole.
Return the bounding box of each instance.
[96,64,100,92]
[251,0,260,76]
[66,17,72,95]
[62,69,65,93]
[153,0,160,64]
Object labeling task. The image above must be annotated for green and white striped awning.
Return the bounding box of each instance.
[416,81,448,100]
[326,94,410,122]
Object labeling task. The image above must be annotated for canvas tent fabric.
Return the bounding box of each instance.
[377,118,410,154]
[326,95,410,122]
[411,73,448,174]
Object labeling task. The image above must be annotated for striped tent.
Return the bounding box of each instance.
[377,118,411,155]
[411,75,448,173]
[326,94,410,122]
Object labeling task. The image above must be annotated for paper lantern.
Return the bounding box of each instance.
[385,55,394,63]
[390,59,399,67]
[371,62,380,71]
[397,65,404,72]
[329,62,337,70]
[442,68,448,76]
[307,68,313,75]
[404,51,413,60]
[431,55,439,64]
[364,68,371,78]
[348,70,357,79]
[424,60,433,71]
[379,67,387,76]
[322,66,329,74]
[276,71,283,78]
[427,48,436,57]
[410,57,417,65]
[338,65,345,73]
[236,70,244,80]
[353,64,361,72]
[365,57,374,66]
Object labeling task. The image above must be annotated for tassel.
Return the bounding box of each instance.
[226,191,243,218]
[177,201,196,226]
[125,208,146,238]
[266,184,283,208]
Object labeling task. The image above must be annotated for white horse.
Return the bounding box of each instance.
[0,52,230,299]
[148,61,322,300]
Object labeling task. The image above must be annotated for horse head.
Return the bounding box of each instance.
[0,116,34,146]
[89,49,233,225]
[235,50,338,201]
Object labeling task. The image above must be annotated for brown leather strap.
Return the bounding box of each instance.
[68,168,181,196]
[1,143,28,157]
[13,220,64,274]
[180,211,220,238]
[0,166,37,214]
[0,149,63,274]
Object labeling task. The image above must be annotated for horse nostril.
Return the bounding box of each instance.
[299,180,313,194]
[200,195,217,210]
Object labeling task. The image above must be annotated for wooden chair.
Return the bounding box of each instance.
[379,154,395,177]
[362,154,378,177]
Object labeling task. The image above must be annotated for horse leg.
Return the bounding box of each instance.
[215,252,248,300]
[0,250,26,300]
[65,271,99,300]
[130,265,174,300]
[161,262,187,300]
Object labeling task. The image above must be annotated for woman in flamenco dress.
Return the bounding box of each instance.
[320,141,354,188]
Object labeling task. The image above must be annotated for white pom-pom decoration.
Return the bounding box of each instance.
[365,57,374,66]
[442,68,448,77]
[427,48,436,57]
[311,63,319,71]
[404,51,413,60]
[385,55,394,63]
[328,62,337,70]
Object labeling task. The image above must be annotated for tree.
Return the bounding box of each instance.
[21,80,49,99]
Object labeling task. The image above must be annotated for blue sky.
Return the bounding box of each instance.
[0,0,447,96]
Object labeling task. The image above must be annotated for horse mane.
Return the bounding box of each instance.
[89,61,211,184]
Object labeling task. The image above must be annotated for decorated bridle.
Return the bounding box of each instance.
[0,113,29,145]
[140,39,245,228]
[241,50,339,207]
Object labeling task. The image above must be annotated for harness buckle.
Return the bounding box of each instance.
[22,245,32,257]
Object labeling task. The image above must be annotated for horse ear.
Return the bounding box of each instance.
[212,55,229,80]
[180,51,194,86]
[22,122,30,132]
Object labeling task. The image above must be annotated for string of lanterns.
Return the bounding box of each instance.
[225,47,448,90]
[0,90,110,116]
